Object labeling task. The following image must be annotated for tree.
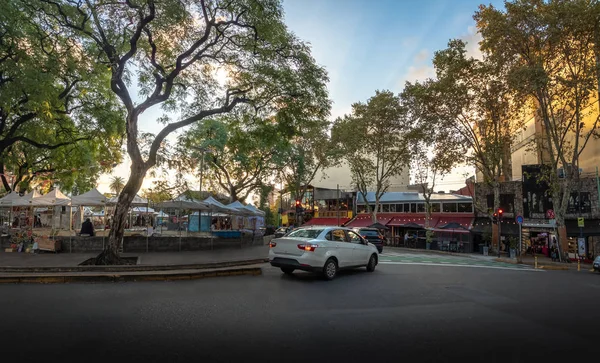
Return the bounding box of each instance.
[281,116,332,225]
[109,176,125,196]
[331,90,410,223]
[33,0,329,263]
[141,179,177,204]
[401,81,465,228]
[475,0,600,251]
[0,0,124,192]
[178,114,289,203]
[420,40,521,248]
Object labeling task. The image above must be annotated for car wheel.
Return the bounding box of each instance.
[281,267,294,275]
[366,254,377,272]
[323,258,338,280]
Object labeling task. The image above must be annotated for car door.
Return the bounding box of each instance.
[329,229,353,267]
[347,230,371,265]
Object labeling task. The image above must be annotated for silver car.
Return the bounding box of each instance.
[594,256,600,272]
[268,226,379,280]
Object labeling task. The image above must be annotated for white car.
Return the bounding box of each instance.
[269,226,380,280]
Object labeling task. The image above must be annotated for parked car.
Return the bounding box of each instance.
[269,226,379,280]
[274,227,288,238]
[352,227,385,253]
[594,256,600,272]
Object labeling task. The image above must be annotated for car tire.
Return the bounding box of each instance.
[366,254,377,272]
[281,267,294,275]
[323,258,338,280]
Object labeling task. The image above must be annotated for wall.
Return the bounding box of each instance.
[1,234,264,253]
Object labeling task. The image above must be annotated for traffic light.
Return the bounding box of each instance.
[497,209,504,220]
[295,200,302,213]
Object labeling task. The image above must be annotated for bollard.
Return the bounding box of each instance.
[578,259,581,271]
[534,255,538,269]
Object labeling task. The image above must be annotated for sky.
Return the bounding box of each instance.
[96,0,505,195]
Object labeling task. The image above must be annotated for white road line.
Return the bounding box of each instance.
[379,261,542,272]
[422,261,432,263]
[440,262,451,264]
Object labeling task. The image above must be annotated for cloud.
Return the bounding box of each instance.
[461,25,483,60]
[414,49,429,63]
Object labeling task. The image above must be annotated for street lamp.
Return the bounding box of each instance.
[190,146,213,200]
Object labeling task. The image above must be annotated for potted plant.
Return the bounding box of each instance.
[508,236,518,259]
[481,231,492,256]
[425,229,434,250]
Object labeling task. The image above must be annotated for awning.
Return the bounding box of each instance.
[303,217,349,226]
[345,214,393,228]
[470,217,519,235]
[566,219,600,237]
[387,216,439,228]
[434,217,473,229]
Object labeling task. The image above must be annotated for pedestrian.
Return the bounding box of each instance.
[80,218,95,237]
[550,243,557,262]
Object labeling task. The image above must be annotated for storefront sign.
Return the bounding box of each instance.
[578,217,584,228]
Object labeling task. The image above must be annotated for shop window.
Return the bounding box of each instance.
[411,203,417,213]
[417,203,425,213]
[431,203,441,213]
[389,204,396,212]
[486,194,514,213]
[458,202,473,213]
[396,204,403,212]
[567,192,591,213]
[404,204,410,213]
[443,203,457,213]
[382,204,390,212]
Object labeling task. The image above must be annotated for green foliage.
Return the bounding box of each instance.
[0,0,124,192]
[178,114,290,202]
[109,176,125,196]
[331,90,410,217]
[475,0,600,231]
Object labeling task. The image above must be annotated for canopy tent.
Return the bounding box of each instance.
[0,192,22,207]
[156,211,169,218]
[244,204,265,216]
[71,188,108,206]
[107,194,148,206]
[154,200,211,211]
[132,206,157,214]
[32,189,71,206]
[226,201,256,216]
[432,222,470,234]
[204,196,240,214]
[11,190,42,207]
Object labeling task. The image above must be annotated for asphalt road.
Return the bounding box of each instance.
[1,262,599,363]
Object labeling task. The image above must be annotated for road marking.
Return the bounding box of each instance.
[422,260,432,263]
[379,261,542,272]
[440,262,451,264]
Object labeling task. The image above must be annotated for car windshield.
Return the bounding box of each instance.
[286,229,323,239]
[595,256,600,263]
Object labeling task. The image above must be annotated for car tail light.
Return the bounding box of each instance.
[298,244,318,252]
[269,242,277,248]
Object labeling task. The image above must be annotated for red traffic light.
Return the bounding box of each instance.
[498,209,503,215]
[295,200,301,207]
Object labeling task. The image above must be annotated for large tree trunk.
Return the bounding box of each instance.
[95,162,147,265]
[553,179,571,254]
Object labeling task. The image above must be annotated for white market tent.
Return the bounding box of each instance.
[107,194,148,206]
[71,188,108,206]
[156,211,169,218]
[244,204,265,216]
[0,191,22,207]
[204,196,240,214]
[132,206,157,214]
[32,188,71,206]
[11,190,42,207]
[226,201,256,216]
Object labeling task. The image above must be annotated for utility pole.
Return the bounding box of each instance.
[337,184,340,227]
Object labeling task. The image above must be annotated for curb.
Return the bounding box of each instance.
[494,258,520,265]
[536,265,569,271]
[0,266,263,284]
[386,247,475,259]
[0,258,269,273]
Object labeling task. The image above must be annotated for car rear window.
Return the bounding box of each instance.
[286,229,323,238]
[360,230,379,236]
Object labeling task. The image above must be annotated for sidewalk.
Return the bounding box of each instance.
[384,246,488,259]
[0,245,269,268]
